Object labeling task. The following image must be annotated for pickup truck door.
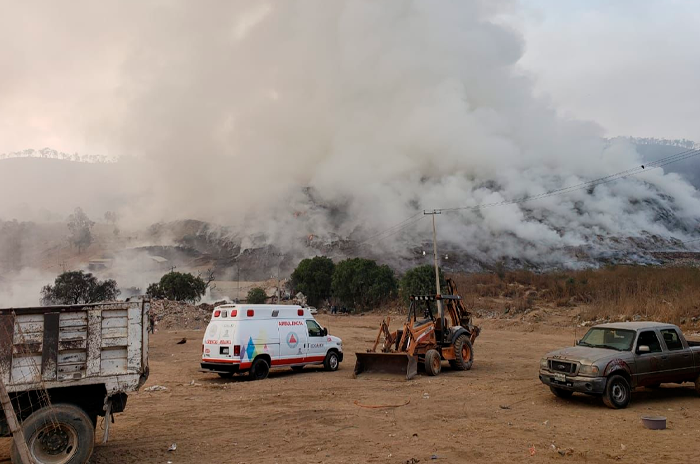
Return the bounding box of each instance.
[634,330,665,386]
[659,328,693,382]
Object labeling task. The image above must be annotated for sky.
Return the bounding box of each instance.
[515,0,700,142]
[1,0,699,155]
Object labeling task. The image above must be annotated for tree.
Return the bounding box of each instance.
[41,271,120,305]
[399,265,446,303]
[331,258,397,311]
[67,207,94,253]
[146,271,209,303]
[247,287,267,304]
[291,256,335,306]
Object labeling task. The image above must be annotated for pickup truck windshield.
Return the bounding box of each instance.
[579,328,635,351]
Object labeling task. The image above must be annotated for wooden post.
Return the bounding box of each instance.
[0,378,34,463]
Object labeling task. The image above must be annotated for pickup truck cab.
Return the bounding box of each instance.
[539,322,700,408]
[201,304,343,380]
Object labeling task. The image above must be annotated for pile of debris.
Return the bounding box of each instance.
[150,299,228,331]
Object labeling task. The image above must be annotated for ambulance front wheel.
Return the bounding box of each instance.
[324,351,340,371]
[250,357,270,381]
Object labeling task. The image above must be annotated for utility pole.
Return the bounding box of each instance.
[424,210,444,342]
[236,262,240,303]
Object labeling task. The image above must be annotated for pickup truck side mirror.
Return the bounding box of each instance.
[637,345,650,353]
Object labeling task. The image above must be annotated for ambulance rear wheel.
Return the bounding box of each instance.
[250,358,270,381]
[324,351,340,371]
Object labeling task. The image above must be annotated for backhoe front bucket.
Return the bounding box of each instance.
[353,352,418,380]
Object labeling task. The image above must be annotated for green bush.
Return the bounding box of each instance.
[331,258,397,311]
[399,265,446,302]
[247,287,267,304]
[41,271,120,305]
[291,256,335,306]
[146,271,208,303]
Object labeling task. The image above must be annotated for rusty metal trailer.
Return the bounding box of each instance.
[0,301,150,464]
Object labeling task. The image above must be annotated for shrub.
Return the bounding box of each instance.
[41,271,120,305]
[247,287,267,304]
[291,256,334,306]
[331,258,397,311]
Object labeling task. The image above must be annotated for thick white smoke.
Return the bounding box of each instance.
[1,0,700,285]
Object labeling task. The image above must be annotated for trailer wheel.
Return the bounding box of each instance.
[603,374,631,409]
[425,349,441,376]
[324,351,340,371]
[451,335,474,371]
[11,403,94,464]
[249,357,270,381]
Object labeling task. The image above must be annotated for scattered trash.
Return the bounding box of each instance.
[620,444,627,451]
[431,454,438,460]
[405,459,420,464]
[499,405,511,410]
[145,385,168,392]
[557,448,574,456]
[641,416,667,430]
[353,399,410,409]
[412,433,419,438]
[168,443,177,452]
[543,420,549,426]
[422,393,430,399]
[176,337,187,344]
[529,445,536,457]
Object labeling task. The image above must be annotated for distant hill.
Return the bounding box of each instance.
[0,147,118,164]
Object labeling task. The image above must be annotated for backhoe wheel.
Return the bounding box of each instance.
[451,335,474,371]
[249,357,270,381]
[425,349,441,376]
[11,403,94,464]
[603,374,631,409]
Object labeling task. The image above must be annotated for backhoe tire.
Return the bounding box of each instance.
[451,335,474,371]
[249,357,270,381]
[425,349,441,376]
[603,374,631,409]
[11,403,94,464]
[550,386,574,399]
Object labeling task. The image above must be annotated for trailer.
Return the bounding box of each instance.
[0,300,150,464]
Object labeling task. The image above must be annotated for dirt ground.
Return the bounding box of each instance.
[3,315,700,463]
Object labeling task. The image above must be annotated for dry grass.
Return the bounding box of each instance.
[450,266,700,324]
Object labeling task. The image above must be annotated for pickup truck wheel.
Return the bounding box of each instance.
[324,351,339,371]
[425,349,441,376]
[451,335,474,371]
[550,386,574,399]
[249,358,270,381]
[12,403,94,464]
[603,374,631,409]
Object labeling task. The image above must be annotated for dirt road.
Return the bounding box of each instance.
[3,316,699,463]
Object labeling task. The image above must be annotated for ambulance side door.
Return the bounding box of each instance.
[278,321,306,363]
[305,319,327,362]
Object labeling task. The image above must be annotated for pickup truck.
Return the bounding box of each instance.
[539,322,700,409]
[0,301,149,463]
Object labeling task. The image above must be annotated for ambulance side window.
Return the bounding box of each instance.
[306,320,322,337]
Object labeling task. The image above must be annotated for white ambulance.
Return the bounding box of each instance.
[200,304,343,380]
